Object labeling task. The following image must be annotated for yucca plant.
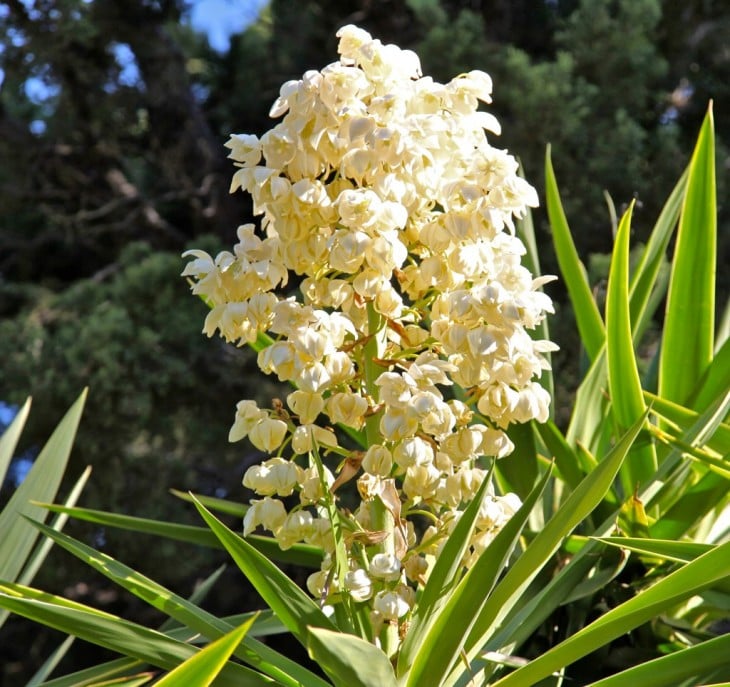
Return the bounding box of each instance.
[0,26,727,687]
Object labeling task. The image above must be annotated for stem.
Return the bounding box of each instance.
[364,303,386,447]
[363,303,395,556]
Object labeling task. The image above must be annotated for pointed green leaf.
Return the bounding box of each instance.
[0,397,31,482]
[651,468,729,540]
[545,146,605,361]
[596,537,710,563]
[462,412,646,669]
[26,635,76,687]
[516,205,554,406]
[36,658,146,687]
[629,167,687,340]
[1,465,91,630]
[85,674,155,687]
[405,468,550,687]
[492,540,730,686]
[560,543,627,604]
[154,618,255,687]
[38,503,324,568]
[586,633,730,687]
[0,584,273,687]
[27,518,329,687]
[169,490,248,517]
[307,626,396,687]
[0,390,86,583]
[565,349,611,453]
[20,466,91,586]
[606,202,656,492]
[534,420,586,490]
[691,335,730,414]
[659,104,716,408]
[192,496,337,646]
[398,476,492,674]
[644,390,730,456]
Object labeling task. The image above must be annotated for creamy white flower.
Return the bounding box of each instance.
[326,391,369,429]
[243,457,302,497]
[277,510,314,550]
[344,569,374,602]
[369,553,402,582]
[362,444,393,477]
[248,417,288,453]
[243,497,287,536]
[299,464,335,505]
[287,390,325,425]
[229,400,267,443]
[373,590,411,620]
[291,424,339,455]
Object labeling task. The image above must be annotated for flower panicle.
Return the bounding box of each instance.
[183,24,556,649]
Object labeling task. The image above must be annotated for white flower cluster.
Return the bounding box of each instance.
[183,25,556,638]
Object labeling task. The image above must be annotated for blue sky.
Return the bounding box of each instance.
[190,0,268,52]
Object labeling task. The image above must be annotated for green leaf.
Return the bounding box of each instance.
[405,468,550,687]
[499,422,539,499]
[691,335,730,415]
[596,537,710,563]
[37,658,147,687]
[192,496,338,646]
[628,167,687,342]
[26,635,76,687]
[586,633,730,687]
[534,420,586,491]
[491,540,730,686]
[545,145,605,361]
[0,397,31,482]
[460,412,646,672]
[565,350,611,455]
[20,466,91,586]
[643,390,730,456]
[169,489,248,517]
[659,104,716,408]
[0,389,86,583]
[154,618,255,687]
[38,503,324,568]
[307,626,396,687]
[516,204,554,407]
[0,584,273,687]
[652,468,729,541]
[606,202,656,492]
[26,518,329,687]
[560,542,627,604]
[398,476,493,674]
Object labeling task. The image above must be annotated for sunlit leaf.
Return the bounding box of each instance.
[0,390,86,584]
[491,540,730,686]
[154,618,254,687]
[545,146,605,361]
[659,104,716,408]
[606,202,656,492]
[192,497,337,647]
[308,626,396,687]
